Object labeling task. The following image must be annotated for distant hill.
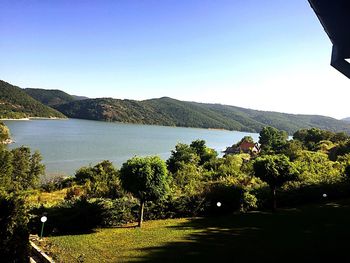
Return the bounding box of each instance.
[0,80,66,119]
[4,80,350,134]
[56,96,350,134]
[24,88,85,107]
[342,117,350,123]
[72,95,89,101]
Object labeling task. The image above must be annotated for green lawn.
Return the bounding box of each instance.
[43,200,350,262]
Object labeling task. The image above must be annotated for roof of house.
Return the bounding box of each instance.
[239,141,256,151]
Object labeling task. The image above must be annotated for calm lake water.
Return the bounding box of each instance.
[4,119,259,176]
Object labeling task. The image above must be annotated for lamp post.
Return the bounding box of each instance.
[40,216,47,239]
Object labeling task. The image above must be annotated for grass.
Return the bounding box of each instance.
[42,199,350,262]
[26,189,67,206]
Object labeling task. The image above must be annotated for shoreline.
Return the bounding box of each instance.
[1,117,67,121]
[1,138,14,144]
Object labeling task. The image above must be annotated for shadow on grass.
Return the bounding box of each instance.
[137,201,350,263]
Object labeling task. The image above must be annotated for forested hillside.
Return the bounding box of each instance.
[3,80,349,134]
[0,80,66,119]
[24,88,76,107]
[56,96,350,134]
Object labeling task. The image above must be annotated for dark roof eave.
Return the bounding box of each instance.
[308,0,350,78]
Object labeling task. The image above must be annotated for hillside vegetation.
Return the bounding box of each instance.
[24,88,77,107]
[3,79,349,134]
[56,96,350,134]
[0,80,66,119]
[24,88,88,107]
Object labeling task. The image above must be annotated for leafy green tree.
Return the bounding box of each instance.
[190,139,218,165]
[331,132,349,143]
[294,151,343,184]
[11,147,31,191]
[259,126,288,154]
[75,160,121,198]
[29,151,45,188]
[170,162,203,196]
[0,149,13,191]
[329,140,350,161]
[120,156,169,227]
[281,140,303,160]
[293,128,335,150]
[167,143,199,174]
[253,154,297,210]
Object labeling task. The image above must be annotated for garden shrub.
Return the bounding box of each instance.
[30,198,104,235]
[0,192,30,262]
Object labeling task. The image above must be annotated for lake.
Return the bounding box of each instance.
[4,119,259,176]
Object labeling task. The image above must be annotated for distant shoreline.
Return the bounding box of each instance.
[0,117,67,121]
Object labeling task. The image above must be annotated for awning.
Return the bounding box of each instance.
[308,0,350,78]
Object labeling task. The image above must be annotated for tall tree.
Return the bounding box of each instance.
[11,147,31,191]
[120,156,169,227]
[29,151,45,189]
[190,139,218,165]
[259,126,288,154]
[10,147,44,191]
[0,149,13,191]
[167,143,199,174]
[253,154,297,210]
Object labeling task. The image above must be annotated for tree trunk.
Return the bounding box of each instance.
[272,187,277,211]
[138,200,145,227]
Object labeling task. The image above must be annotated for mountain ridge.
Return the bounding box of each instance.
[0,80,66,119]
[2,80,350,134]
[55,96,350,134]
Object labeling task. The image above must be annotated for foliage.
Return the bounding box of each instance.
[253,154,298,209]
[75,160,122,198]
[65,187,84,200]
[41,175,75,192]
[0,192,30,262]
[167,143,199,174]
[281,139,304,160]
[202,181,244,215]
[54,95,350,134]
[293,151,343,185]
[24,88,78,107]
[190,139,218,165]
[120,156,169,227]
[0,146,44,192]
[0,122,10,143]
[259,126,288,153]
[328,140,350,161]
[30,198,104,235]
[0,80,66,119]
[170,162,204,196]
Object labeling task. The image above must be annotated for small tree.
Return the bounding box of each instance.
[253,154,297,210]
[120,156,169,227]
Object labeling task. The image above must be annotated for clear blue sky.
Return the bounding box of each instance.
[1,0,349,119]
